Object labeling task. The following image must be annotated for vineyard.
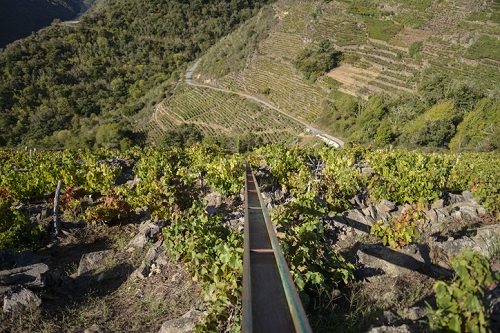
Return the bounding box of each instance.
[143,84,309,145]
[1,145,500,332]
[173,0,500,147]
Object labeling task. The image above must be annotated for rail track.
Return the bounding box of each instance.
[243,164,312,333]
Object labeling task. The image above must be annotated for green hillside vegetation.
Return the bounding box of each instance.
[0,0,273,148]
[0,0,92,48]
[182,0,499,152]
[466,35,500,62]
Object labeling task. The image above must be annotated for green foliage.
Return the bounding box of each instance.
[0,200,43,250]
[0,0,273,148]
[294,40,342,82]
[349,94,389,144]
[366,149,454,204]
[374,120,396,146]
[427,249,498,333]
[254,144,310,194]
[364,18,403,42]
[401,100,459,148]
[448,152,500,218]
[85,189,131,225]
[198,5,277,79]
[157,124,204,149]
[370,205,424,249]
[412,119,456,148]
[347,0,381,17]
[319,147,367,212]
[408,41,422,60]
[272,189,354,293]
[466,35,500,62]
[450,98,500,151]
[162,203,243,331]
[186,144,244,195]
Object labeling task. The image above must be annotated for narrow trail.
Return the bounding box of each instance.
[185,60,345,148]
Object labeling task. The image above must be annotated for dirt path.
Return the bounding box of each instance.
[185,60,345,148]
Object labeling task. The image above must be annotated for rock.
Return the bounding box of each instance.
[378,200,396,213]
[343,209,371,234]
[131,263,149,280]
[128,220,167,249]
[205,206,217,216]
[362,206,377,220]
[434,208,450,222]
[0,250,47,270]
[361,167,375,176]
[357,244,426,277]
[158,308,204,333]
[451,202,484,219]
[462,190,476,202]
[366,325,411,333]
[472,225,500,257]
[144,243,168,266]
[429,237,478,269]
[203,191,223,208]
[126,177,142,190]
[403,306,427,321]
[431,199,445,209]
[77,250,114,276]
[3,286,42,313]
[0,263,49,288]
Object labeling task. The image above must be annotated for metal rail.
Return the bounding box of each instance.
[242,164,312,333]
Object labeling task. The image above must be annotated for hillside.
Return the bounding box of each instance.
[153,0,499,150]
[1,145,499,332]
[0,0,93,49]
[0,0,274,149]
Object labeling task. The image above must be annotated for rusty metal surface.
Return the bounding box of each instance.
[242,164,312,333]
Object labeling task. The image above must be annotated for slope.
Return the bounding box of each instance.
[0,0,274,148]
[171,0,499,149]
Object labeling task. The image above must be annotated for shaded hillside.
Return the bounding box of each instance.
[0,0,274,148]
[0,0,93,49]
[180,0,499,151]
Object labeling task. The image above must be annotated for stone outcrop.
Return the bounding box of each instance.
[3,286,42,313]
[158,308,204,333]
[77,250,114,276]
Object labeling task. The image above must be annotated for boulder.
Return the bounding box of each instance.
[361,167,375,176]
[357,244,426,277]
[3,286,42,313]
[203,192,223,208]
[343,209,371,235]
[0,250,47,270]
[431,199,445,209]
[378,200,396,213]
[462,190,476,202]
[77,250,114,276]
[0,263,49,289]
[158,308,204,333]
[128,220,167,249]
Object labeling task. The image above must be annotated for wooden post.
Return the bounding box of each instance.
[53,180,63,237]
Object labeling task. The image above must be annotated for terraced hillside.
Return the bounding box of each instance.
[144,0,499,146]
[169,0,497,139]
[143,84,308,145]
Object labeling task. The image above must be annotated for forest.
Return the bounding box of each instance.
[0,0,274,149]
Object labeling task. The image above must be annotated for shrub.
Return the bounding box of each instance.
[427,249,498,333]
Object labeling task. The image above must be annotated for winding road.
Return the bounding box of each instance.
[184,60,345,148]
